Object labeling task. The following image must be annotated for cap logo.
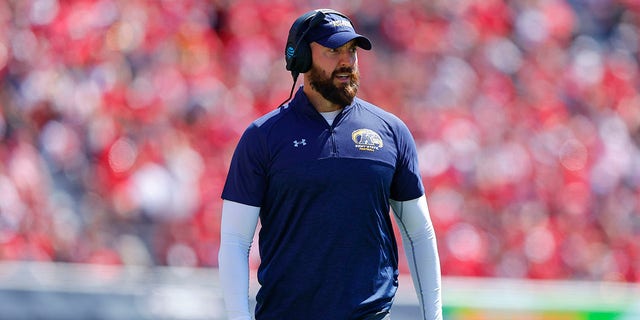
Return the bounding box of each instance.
[330,19,352,28]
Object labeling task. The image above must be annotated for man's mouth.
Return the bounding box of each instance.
[334,73,351,82]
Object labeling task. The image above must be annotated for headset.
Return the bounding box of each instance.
[285,9,353,80]
[278,9,353,107]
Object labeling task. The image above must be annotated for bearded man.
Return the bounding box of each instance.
[218,8,443,320]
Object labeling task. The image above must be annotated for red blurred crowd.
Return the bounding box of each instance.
[0,0,638,282]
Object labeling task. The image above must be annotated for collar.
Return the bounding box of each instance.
[289,86,355,118]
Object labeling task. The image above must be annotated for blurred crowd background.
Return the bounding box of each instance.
[0,0,638,283]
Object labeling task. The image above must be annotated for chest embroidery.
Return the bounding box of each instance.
[352,129,383,152]
[293,139,307,147]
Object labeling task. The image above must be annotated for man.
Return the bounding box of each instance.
[218,8,442,320]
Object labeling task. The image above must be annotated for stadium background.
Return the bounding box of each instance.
[0,0,639,319]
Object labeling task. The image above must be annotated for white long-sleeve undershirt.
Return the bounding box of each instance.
[218,200,259,320]
[390,196,443,320]
[218,196,442,320]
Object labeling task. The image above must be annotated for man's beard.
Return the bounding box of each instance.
[307,65,359,107]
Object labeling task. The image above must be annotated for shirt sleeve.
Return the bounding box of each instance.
[390,120,425,201]
[222,123,268,207]
[390,195,443,320]
[218,200,260,320]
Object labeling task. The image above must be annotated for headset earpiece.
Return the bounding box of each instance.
[285,10,325,79]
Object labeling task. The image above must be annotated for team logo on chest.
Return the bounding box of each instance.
[352,129,383,152]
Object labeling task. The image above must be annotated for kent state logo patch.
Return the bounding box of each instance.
[352,129,383,152]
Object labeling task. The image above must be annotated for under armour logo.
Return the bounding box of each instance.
[293,139,307,147]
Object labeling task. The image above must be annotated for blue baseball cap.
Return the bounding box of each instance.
[307,11,372,50]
